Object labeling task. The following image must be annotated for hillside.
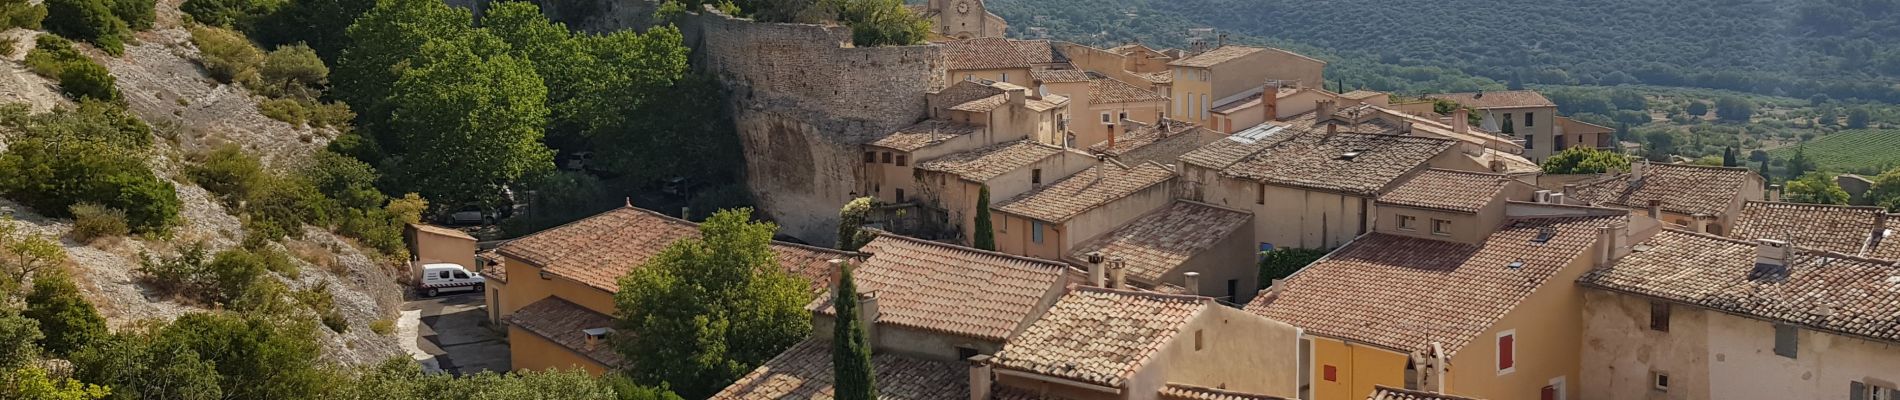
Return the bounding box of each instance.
[988,0,1900,102]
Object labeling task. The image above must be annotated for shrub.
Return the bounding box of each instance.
[69,202,130,243]
[0,138,180,234]
[22,270,109,358]
[256,43,327,99]
[369,318,394,335]
[258,97,308,126]
[139,245,275,304]
[1258,247,1330,287]
[294,282,346,333]
[241,176,330,242]
[1,0,47,30]
[0,36,15,57]
[180,0,280,31]
[55,60,120,102]
[188,144,266,207]
[42,0,127,55]
[137,242,210,297]
[108,0,151,30]
[303,151,382,209]
[23,34,83,78]
[190,26,262,84]
[308,100,354,129]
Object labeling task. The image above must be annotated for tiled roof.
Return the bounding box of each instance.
[994,162,1176,223]
[1247,215,1625,355]
[709,337,968,400]
[1161,383,1292,400]
[1091,77,1168,104]
[1730,201,1886,255]
[1376,169,1515,214]
[992,386,1080,400]
[1342,90,1385,100]
[1425,91,1556,109]
[477,248,506,282]
[1220,129,1455,196]
[1570,163,1757,216]
[1032,69,1093,83]
[1134,71,1172,84]
[496,207,852,292]
[1579,229,1900,342]
[1168,46,1266,68]
[1109,43,1158,56]
[506,298,622,366]
[1088,119,1200,155]
[953,94,1013,112]
[1025,95,1069,112]
[937,81,1009,109]
[1067,201,1251,284]
[992,288,1211,387]
[945,37,1032,71]
[410,223,475,240]
[916,140,1064,182]
[871,120,987,152]
[1178,124,1294,171]
[809,235,1068,341]
[1368,386,1485,400]
[1874,228,1900,261]
[1011,39,1067,65]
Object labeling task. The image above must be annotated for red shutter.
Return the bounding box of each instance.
[1499,334,1516,371]
[1323,365,1337,382]
[1541,385,1556,400]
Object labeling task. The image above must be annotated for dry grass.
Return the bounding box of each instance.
[285,239,339,274]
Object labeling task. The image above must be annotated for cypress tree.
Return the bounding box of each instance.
[1722,147,1738,167]
[973,185,996,251]
[832,265,876,400]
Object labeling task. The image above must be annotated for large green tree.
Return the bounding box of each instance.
[75,312,326,400]
[331,0,473,133]
[1715,96,1755,122]
[1540,147,1630,175]
[613,209,813,399]
[252,0,376,60]
[973,185,995,251]
[831,265,875,400]
[383,34,552,210]
[1866,168,1900,212]
[1784,172,1851,205]
[340,359,683,400]
[23,271,108,358]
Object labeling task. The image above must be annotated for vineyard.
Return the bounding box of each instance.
[1770,129,1900,173]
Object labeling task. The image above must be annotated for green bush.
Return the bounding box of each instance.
[180,0,280,31]
[23,34,82,78]
[0,36,15,57]
[55,60,121,103]
[42,0,127,55]
[137,242,210,298]
[256,43,327,99]
[69,202,130,243]
[74,312,327,400]
[188,144,266,207]
[303,151,382,210]
[0,138,180,234]
[1258,247,1330,288]
[22,270,109,358]
[137,244,283,304]
[190,26,262,85]
[241,176,330,242]
[308,100,354,129]
[293,282,346,333]
[0,0,47,30]
[258,96,308,125]
[108,0,152,30]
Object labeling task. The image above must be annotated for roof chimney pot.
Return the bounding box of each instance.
[1108,257,1127,289]
[1086,252,1106,287]
[1183,272,1201,295]
[968,355,993,400]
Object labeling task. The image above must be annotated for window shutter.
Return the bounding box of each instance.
[1851,381,1866,400]
[1499,334,1515,370]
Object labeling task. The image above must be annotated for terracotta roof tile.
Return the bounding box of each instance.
[1168,46,1266,68]
[993,288,1211,387]
[1067,201,1251,284]
[937,81,1009,107]
[1010,39,1067,65]
[1424,91,1556,109]
[872,120,987,152]
[1032,69,1093,83]
[809,235,1068,341]
[1367,386,1486,400]
[1247,215,1624,355]
[1570,163,1757,216]
[1730,201,1886,255]
[1874,228,1900,261]
[994,162,1177,223]
[1091,77,1167,104]
[1219,129,1455,196]
[1025,95,1069,112]
[496,207,853,292]
[1134,71,1172,84]
[506,298,622,366]
[1579,229,1900,342]
[477,248,506,282]
[916,140,1065,182]
[1178,125,1295,171]
[1342,90,1385,100]
[1376,169,1514,214]
[1088,119,1202,155]
[709,337,968,400]
[953,94,1013,112]
[1161,383,1293,400]
[945,37,1032,71]
[410,223,475,240]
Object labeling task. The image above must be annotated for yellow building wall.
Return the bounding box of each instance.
[491,256,617,321]
[1441,249,1595,400]
[508,325,609,375]
[1171,67,1214,126]
[410,227,477,268]
[993,212,1065,259]
[1309,336,1410,400]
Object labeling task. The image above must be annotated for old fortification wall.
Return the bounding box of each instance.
[677,8,944,244]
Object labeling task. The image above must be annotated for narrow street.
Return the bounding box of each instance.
[403,291,511,375]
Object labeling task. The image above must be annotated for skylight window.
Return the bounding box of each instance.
[1532,227,1556,243]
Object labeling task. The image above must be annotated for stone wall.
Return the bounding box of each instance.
[679,9,944,244]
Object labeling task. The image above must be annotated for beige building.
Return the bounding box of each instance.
[1554,117,1615,151]
[944,38,1035,85]
[1579,229,1900,400]
[1085,118,1223,167]
[1567,161,1765,235]
[862,80,1069,205]
[992,161,1178,260]
[1169,46,1327,128]
[1033,71,1168,149]
[1373,169,1542,244]
[808,235,1071,360]
[1423,91,1564,161]
[482,207,851,374]
[986,287,1303,400]
[405,223,476,280]
[1248,201,1634,400]
[910,0,1007,40]
[1728,201,1896,257]
[1065,200,1257,303]
[913,140,1097,244]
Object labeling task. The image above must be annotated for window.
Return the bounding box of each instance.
[437,270,451,279]
[881,152,892,164]
[1000,72,1007,82]
[1526,134,1535,149]
[1256,184,1266,204]
[1432,219,1452,236]
[1118,111,1128,122]
[1399,215,1418,231]
[1546,377,1566,400]
[895,189,906,203]
[1558,134,1567,148]
[1031,221,1044,244]
[1650,301,1671,332]
[1194,329,1204,350]
[453,271,469,279]
[1854,380,1899,400]
[1525,112,1535,127]
[863,152,876,163]
[1497,330,1516,375]
[1032,169,1043,185]
[895,154,907,167]
[1774,324,1799,359]
[964,74,973,81]
[1323,365,1338,382]
[1653,371,1670,391]
[1101,112,1112,124]
[957,347,980,360]
[1226,279,1237,301]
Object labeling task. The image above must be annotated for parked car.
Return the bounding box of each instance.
[447,206,496,226]
[417,263,484,297]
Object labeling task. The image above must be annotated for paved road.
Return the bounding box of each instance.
[404,290,510,375]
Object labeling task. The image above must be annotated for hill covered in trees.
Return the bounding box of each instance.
[987,0,1900,102]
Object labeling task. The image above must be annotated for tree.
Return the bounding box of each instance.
[180,0,278,31]
[0,137,182,234]
[108,0,151,30]
[1642,130,1680,161]
[836,197,874,251]
[331,0,474,132]
[1722,146,1738,167]
[339,358,683,400]
[383,33,553,210]
[42,0,127,54]
[1786,145,1817,180]
[1258,248,1328,288]
[837,0,929,46]
[1868,168,1900,212]
[252,0,376,60]
[973,185,995,251]
[1784,172,1851,205]
[1,0,47,30]
[1847,106,1872,129]
[1609,89,1647,111]
[831,265,875,400]
[1,366,112,400]
[22,271,107,358]
[613,209,813,399]
[0,306,41,370]
[1685,101,1709,117]
[55,61,118,102]
[257,44,329,100]
[0,216,65,292]
[1541,147,1630,175]
[1715,96,1755,122]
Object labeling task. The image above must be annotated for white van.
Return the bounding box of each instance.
[417,263,484,297]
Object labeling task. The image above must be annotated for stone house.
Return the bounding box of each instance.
[861,80,1069,205]
[1031,70,1168,150]
[1247,201,1634,400]
[1373,169,1542,245]
[1566,161,1765,235]
[1554,117,1615,151]
[1085,118,1224,167]
[1169,46,1327,128]
[991,161,1178,260]
[945,37,1035,86]
[1578,230,1900,400]
[482,206,852,374]
[1064,200,1257,303]
[1727,201,1896,257]
[1423,91,1561,161]
[912,140,1096,245]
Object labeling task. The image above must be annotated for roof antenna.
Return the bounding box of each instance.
[624,197,632,207]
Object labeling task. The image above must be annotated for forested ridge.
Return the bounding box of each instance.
[988,0,1900,101]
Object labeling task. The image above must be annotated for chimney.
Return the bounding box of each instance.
[968,355,994,400]
[1086,252,1106,287]
[1769,184,1783,202]
[1183,271,1201,295]
[1646,200,1663,220]
[681,206,691,219]
[1316,99,1337,122]
[1264,81,1282,121]
[858,291,880,348]
[1488,159,1506,173]
[1008,87,1027,107]
[1107,120,1119,150]
[1755,238,1791,270]
[827,259,846,292]
[582,328,609,352]
[1630,160,1648,178]
[1424,342,1448,392]
[1108,257,1127,289]
[1596,225,1616,268]
[1399,121,1414,135]
[1451,108,1469,133]
[1691,213,1712,233]
[1266,278,1285,299]
[1326,123,1338,137]
[1534,190,1553,203]
[1609,222,1630,262]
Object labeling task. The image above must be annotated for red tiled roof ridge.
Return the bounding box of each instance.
[493,205,674,266]
[1742,200,1891,213]
[1661,227,1898,264]
[1161,382,1292,400]
[1071,284,1217,304]
[1369,385,1486,400]
[862,229,1070,270]
[1500,200,1632,213]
